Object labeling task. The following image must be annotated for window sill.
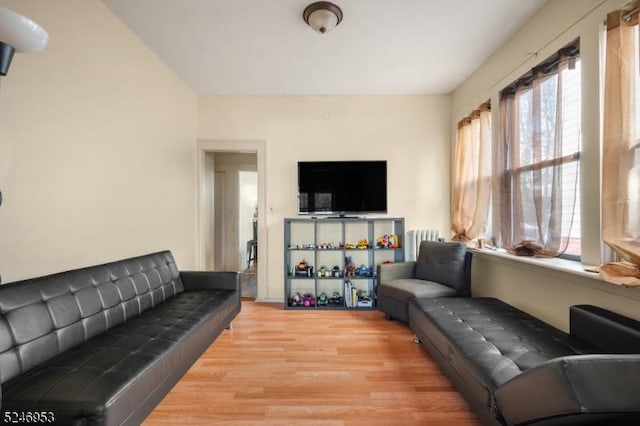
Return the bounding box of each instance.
[468,247,640,300]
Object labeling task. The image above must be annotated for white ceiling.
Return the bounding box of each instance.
[102,0,547,96]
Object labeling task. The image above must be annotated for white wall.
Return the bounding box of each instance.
[452,0,640,329]
[0,0,198,282]
[198,95,451,301]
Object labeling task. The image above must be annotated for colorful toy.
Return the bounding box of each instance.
[344,256,356,277]
[293,259,314,277]
[317,266,329,277]
[377,234,399,249]
[302,294,316,307]
[355,264,372,277]
[357,239,369,249]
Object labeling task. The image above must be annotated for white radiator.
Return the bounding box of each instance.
[407,229,441,261]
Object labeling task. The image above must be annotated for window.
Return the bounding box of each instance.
[499,41,581,258]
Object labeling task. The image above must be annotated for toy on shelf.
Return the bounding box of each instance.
[317,292,329,305]
[331,265,342,277]
[357,289,373,307]
[376,233,399,249]
[328,291,343,305]
[355,264,372,277]
[293,259,314,277]
[317,266,330,277]
[288,292,302,306]
[302,294,316,307]
[316,242,340,250]
[289,292,316,307]
[288,243,315,250]
[344,256,356,277]
[357,239,369,249]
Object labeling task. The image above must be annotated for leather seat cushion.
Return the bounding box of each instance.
[1,289,236,425]
[409,297,584,390]
[414,241,467,292]
[378,279,458,304]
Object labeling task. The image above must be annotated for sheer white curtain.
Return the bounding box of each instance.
[498,46,581,257]
[452,102,492,242]
[600,9,640,286]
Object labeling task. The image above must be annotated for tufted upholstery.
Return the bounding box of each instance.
[414,241,469,293]
[410,298,588,389]
[409,297,640,425]
[0,251,240,425]
[0,251,182,384]
[377,241,472,322]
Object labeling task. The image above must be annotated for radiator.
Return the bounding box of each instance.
[407,229,441,261]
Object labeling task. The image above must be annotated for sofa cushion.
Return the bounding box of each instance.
[414,241,467,292]
[1,289,237,425]
[377,279,458,303]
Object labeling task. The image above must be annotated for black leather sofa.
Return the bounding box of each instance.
[377,240,472,322]
[409,297,640,425]
[0,251,240,425]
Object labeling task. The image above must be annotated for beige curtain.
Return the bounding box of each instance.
[601,9,640,286]
[498,51,580,257]
[452,102,492,241]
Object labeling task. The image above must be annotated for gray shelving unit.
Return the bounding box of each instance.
[284,217,405,310]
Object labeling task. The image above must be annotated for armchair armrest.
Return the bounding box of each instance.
[180,271,240,293]
[495,354,640,425]
[377,261,416,284]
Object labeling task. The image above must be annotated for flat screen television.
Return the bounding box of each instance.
[297,161,387,216]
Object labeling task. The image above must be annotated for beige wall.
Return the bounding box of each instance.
[198,95,451,300]
[0,0,198,282]
[452,0,640,329]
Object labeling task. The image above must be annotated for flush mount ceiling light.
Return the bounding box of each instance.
[303,2,343,34]
[0,6,49,76]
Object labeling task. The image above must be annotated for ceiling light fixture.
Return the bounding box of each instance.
[0,6,49,76]
[303,2,343,34]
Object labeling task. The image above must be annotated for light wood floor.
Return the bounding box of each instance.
[144,301,481,426]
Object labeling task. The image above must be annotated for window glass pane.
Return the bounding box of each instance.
[562,60,581,157]
[539,74,558,162]
[518,88,533,167]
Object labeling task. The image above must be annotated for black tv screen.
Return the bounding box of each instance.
[298,161,387,215]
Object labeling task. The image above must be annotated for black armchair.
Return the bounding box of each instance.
[377,240,472,322]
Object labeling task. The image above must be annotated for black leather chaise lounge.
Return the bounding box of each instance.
[409,297,640,425]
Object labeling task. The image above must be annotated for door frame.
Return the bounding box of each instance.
[196,139,267,300]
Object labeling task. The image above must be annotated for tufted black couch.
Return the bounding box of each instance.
[409,297,640,425]
[0,251,240,425]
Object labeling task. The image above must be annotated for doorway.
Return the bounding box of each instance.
[197,140,266,301]
[211,153,258,298]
